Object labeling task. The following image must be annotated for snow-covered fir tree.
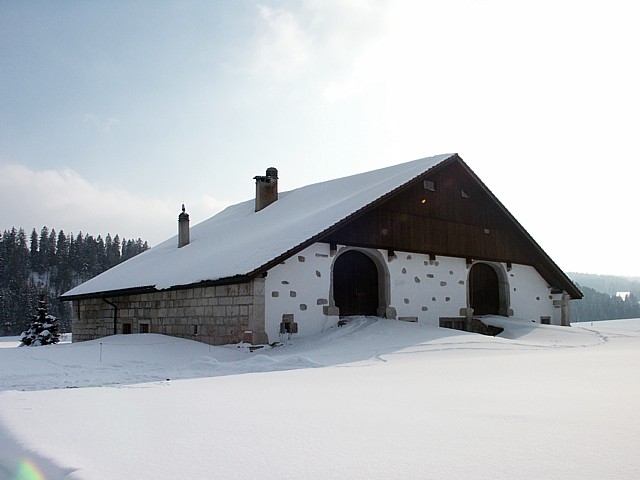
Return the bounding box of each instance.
[20,296,60,346]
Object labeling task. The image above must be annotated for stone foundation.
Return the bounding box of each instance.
[72,279,266,345]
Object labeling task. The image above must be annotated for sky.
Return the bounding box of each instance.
[1,0,638,277]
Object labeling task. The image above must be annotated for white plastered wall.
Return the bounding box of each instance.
[265,243,564,340]
[387,253,468,326]
[507,264,562,324]
[264,243,336,340]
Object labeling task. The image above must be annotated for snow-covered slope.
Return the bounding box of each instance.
[62,154,454,297]
[1,318,639,479]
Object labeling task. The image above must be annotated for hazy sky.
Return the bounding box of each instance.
[1,1,638,277]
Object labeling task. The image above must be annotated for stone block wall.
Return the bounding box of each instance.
[72,278,266,345]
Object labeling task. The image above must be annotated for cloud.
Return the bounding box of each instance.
[250,1,389,86]
[0,163,229,246]
[253,5,312,79]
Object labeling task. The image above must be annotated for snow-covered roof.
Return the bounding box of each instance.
[62,154,456,298]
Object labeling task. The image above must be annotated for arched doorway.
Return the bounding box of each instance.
[333,250,379,316]
[469,263,501,315]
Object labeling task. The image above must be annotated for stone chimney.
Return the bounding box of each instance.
[254,167,278,212]
[178,204,190,248]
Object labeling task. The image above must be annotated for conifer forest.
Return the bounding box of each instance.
[0,226,149,335]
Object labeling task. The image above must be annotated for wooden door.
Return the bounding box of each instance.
[333,251,379,316]
[469,263,500,315]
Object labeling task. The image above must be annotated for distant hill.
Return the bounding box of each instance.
[568,272,640,297]
[567,272,640,322]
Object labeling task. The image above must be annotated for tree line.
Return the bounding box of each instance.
[570,286,640,323]
[568,271,640,323]
[0,226,149,336]
[568,272,640,298]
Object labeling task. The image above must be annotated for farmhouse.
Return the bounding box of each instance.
[61,154,582,344]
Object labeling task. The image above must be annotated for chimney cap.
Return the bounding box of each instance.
[179,204,189,220]
[254,167,279,212]
[254,167,278,183]
[266,167,278,179]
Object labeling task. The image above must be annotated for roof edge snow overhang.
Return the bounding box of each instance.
[59,275,253,302]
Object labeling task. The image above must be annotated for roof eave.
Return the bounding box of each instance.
[59,274,254,302]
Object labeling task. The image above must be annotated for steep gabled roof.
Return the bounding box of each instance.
[62,153,457,299]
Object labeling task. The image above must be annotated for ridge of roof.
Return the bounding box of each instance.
[61,154,456,299]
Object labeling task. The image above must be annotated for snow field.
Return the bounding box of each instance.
[1,317,639,479]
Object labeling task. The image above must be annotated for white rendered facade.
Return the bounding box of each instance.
[264,242,564,341]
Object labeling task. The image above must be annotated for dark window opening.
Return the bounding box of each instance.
[122,323,132,335]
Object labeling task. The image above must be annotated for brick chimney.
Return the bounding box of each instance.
[254,167,278,212]
[178,204,190,248]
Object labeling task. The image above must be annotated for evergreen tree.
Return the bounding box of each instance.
[111,234,121,267]
[20,296,60,346]
[29,228,39,269]
[53,230,73,295]
[38,226,50,273]
[95,235,106,273]
[122,237,149,261]
[48,228,57,269]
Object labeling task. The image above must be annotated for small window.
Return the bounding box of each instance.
[279,314,298,335]
[139,322,150,334]
[122,323,132,335]
[540,316,551,325]
[423,180,436,191]
[461,190,470,199]
[192,324,198,335]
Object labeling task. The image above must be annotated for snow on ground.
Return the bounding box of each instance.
[573,318,640,332]
[1,317,639,479]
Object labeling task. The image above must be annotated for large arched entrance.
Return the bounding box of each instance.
[333,250,379,316]
[468,263,501,315]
